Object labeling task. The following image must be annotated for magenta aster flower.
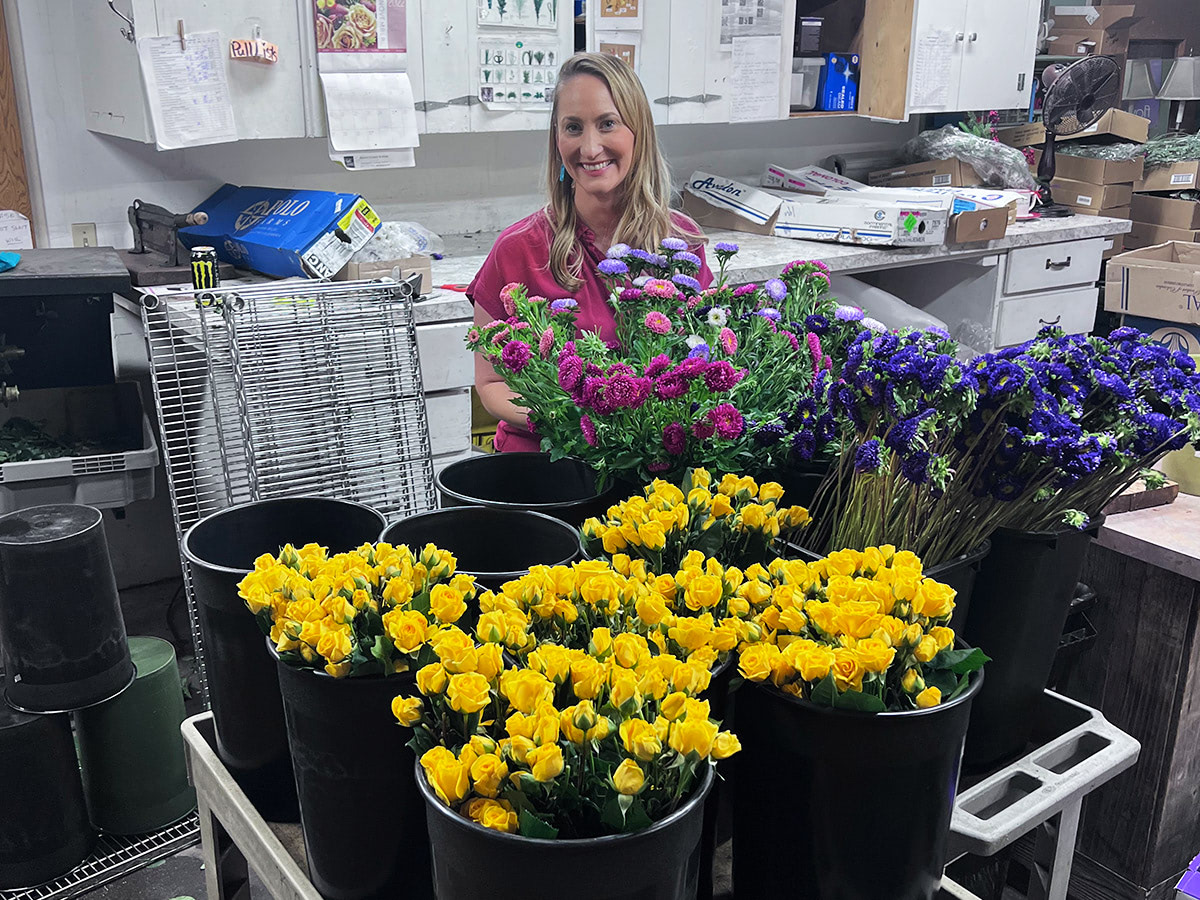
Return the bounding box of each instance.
[645,354,672,378]
[806,331,823,373]
[606,373,644,408]
[673,357,708,379]
[557,354,584,391]
[642,278,678,299]
[703,360,743,393]
[580,414,597,446]
[654,374,689,400]
[692,420,716,440]
[644,311,672,334]
[619,288,644,302]
[500,340,532,373]
[500,282,521,317]
[662,422,687,455]
[607,362,635,377]
[539,327,555,359]
[718,327,737,355]
[781,329,801,352]
[708,403,745,439]
[466,328,480,343]
[732,283,758,298]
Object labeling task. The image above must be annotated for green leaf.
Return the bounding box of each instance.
[600,794,626,831]
[519,809,559,839]
[411,588,432,617]
[924,668,959,698]
[623,796,653,833]
[810,673,838,707]
[947,673,973,701]
[927,647,990,675]
[809,673,885,711]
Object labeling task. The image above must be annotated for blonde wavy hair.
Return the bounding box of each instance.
[543,52,700,291]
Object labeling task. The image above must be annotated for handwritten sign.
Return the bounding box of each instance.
[229,38,279,64]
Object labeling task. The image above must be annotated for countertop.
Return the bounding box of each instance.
[0,247,131,298]
[1097,493,1200,583]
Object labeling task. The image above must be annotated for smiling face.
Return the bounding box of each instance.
[555,74,636,204]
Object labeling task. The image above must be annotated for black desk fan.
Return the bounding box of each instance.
[1036,55,1122,217]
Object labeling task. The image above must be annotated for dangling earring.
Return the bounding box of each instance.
[559,164,567,183]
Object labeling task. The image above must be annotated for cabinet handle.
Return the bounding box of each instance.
[1045,256,1072,270]
[968,32,978,41]
[955,32,965,41]
[1039,315,1062,326]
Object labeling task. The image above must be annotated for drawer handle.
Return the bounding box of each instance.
[1045,256,1072,270]
[1039,315,1062,326]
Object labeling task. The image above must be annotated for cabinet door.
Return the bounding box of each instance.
[956,0,1037,112]
[76,0,156,142]
[151,0,308,139]
[906,0,967,115]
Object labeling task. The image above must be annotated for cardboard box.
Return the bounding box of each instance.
[333,255,434,294]
[1103,232,1126,259]
[1065,203,1130,218]
[1178,851,1200,899]
[1046,28,1129,57]
[762,163,864,194]
[816,52,858,111]
[997,123,1046,149]
[868,158,984,189]
[1060,108,1150,144]
[1052,177,1132,211]
[1131,194,1200,230]
[180,184,381,279]
[1127,222,1200,249]
[950,208,1008,243]
[1137,161,1200,193]
[1050,5,1141,32]
[1104,242,1200,319]
[1033,149,1143,185]
[1120,315,1200,354]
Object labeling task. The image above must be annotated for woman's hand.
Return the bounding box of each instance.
[473,303,533,429]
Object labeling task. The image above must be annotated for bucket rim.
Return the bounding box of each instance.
[0,504,103,546]
[378,507,581,580]
[268,638,419,685]
[434,452,615,513]
[181,496,387,576]
[415,756,713,848]
[993,514,1106,542]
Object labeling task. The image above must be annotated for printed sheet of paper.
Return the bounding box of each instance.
[0,211,33,251]
[478,0,558,30]
[911,29,953,109]
[329,147,416,169]
[597,32,641,74]
[478,38,558,109]
[320,72,419,151]
[720,0,785,48]
[137,31,237,150]
[730,35,781,122]
[315,0,407,52]
[597,0,642,32]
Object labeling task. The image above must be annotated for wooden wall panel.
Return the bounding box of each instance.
[0,1,32,234]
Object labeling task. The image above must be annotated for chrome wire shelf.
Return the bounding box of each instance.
[0,814,200,900]
[141,278,437,703]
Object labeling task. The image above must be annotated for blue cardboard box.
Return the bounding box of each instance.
[1122,315,1200,356]
[1178,851,1200,899]
[816,53,859,111]
[179,184,381,279]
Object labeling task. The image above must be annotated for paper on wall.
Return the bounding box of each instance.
[329,148,416,169]
[136,31,238,151]
[0,211,33,251]
[597,0,642,32]
[478,38,558,109]
[320,72,419,151]
[597,32,641,74]
[730,35,781,123]
[911,29,953,109]
[720,0,785,48]
[478,0,558,30]
[315,0,408,53]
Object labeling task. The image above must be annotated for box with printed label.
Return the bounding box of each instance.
[996,123,1046,149]
[761,163,865,194]
[816,53,859,111]
[1104,242,1200,320]
[1045,28,1129,57]
[1052,177,1132,211]
[1034,149,1143,185]
[1119,315,1200,355]
[1060,108,1150,145]
[1131,194,1200,230]
[1103,232,1126,260]
[1127,222,1200,250]
[180,184,381,279]
[1137,161,1200,193]
[333,256,433,294]
[1050,5,1141,32]
[1066,204,1129,219]
[868,159,984,189]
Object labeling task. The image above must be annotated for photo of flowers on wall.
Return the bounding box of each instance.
[315,0,407,53]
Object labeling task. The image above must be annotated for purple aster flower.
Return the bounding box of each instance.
[557,355,583,392]
[673,250,702,269]
[619,287,644,302]
[900,450,931,485]
[662,422,687,455]
[834,305,864,322]
[673,273,703,293]
[754,422,786,446]
[550,298,578,314]
[654,374,690,400]
[674,357,708,378]
[805,314,830,335]
[645,354,672,378]
[687,342,711,361]
[862,317,887,333]
[703,360,743,392]
[692,419,715,440]
[1107,326,1141,342]
[580,415,597,446]
[854,439,882,473]
[714,241,739,254]
[1094,370,1134,400]
[815,413,837,444]
[661,237,688,252]
[790,429,816,461]
[607,243,631,259]
[754,308,782,322]
[885,416,922,453]
[764,279,787,303]
[990,473,1028,502]
[708,403,745,439]
[500,340,532,373]
[643,311,672,335]
[633,275,650,287]
[733,283,758,298]
[598,258,630,277]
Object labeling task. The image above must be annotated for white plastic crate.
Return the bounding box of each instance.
[0,382,159,513]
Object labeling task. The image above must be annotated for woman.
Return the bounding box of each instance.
[468,52,714,453]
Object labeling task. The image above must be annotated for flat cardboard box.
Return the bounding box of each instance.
[1131,194,1200,230]
[761,163,865,194]
[1104,242,1200,320]
[1137,161,1200,193]
[1060,108,1150,145]
[949,208,1008,243]
[997,123,1046,149]
[1033,149,1142,185]
[334,255,434,294]
[1049,5,1141,31]
[1127,222,1200,249]
[1065,203,1129,218]
[1045,28,1129,57]
[868,158,984,189]
[1052,177,1132,211]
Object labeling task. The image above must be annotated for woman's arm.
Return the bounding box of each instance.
[473,303,531,428]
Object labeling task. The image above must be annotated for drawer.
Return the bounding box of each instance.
[994,287,1098,348]
[426,389,472,457]
[1003,239,1105,295]
[417,321,474,392]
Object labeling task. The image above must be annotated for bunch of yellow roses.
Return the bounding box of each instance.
[237,541,478,678]
[736,546,987,712]
[581,469,811,572]
[394,634,740,839]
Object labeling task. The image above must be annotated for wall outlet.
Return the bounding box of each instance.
[71,223,97,247]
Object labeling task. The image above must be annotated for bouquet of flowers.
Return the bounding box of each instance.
[466,243,860,484]
[237,542,480,678]
[581,469,811,571]
[395,638,739,838]
[736,546,987,712]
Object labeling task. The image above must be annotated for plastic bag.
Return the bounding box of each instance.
[902,125,1038,191]
[352,221,445,262]
[1059,142,1143,161]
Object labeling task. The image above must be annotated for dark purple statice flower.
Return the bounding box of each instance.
[805,314,830,335]
[854,438,882,473]
[754,423,786,446]
[790,429,816,461]
[900,450,931,485]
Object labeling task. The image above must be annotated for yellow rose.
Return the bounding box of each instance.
[447,672,491,715]
[739,503,768,530]
[737,643,779,682]
[914,580,956,620]
[901,668,924,694]
[416,662,448,695]
[612,758,646,795]
[383,576,414,606]
[914,635,939,663]
[711,494,734,518]
[778,606,808,634]
[854,637,897,675]
[618,717,662,760]
[429,584,467,624]
[464,797,518,832]
[834,600,884,639]
[602,529,628,554]
[527,743,564,782]
[591,627,613,658]
[383,609,430,655]
[316,628,352,664]
[426,758,470,805]
[806,601,841,637]
[688,487,713,508]
[929,625,955,652]
[671,662,711,695]
[638,521,667,551]
[504,734,535,764]
[691,467,712,490]
[610,669,643,711]
[469,753,509,798]
[831,648,864,693]
[758,481,785,504]
[475,642,504,681]
[660,690,688,721]
[613,633,650,669]
[500,669,555,715]
[391,695,423,727]
[570,655,606,700]
[685,574,724,611]
[668,717,718,758]
[433,627,478,673]
[636,594,670,626]
[711,731,742,760]
[916,686,942,708]
[794,645,836,682]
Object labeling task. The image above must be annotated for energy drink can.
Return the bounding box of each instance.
[190,246,220,290]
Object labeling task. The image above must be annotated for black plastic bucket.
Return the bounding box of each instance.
[698,658,735,900]
[435,452,622,526]
[731,672,982,900]
[960,520,1101,772]
[784,540,991,632]
[418,758,712,900]
[182,496,387,822]
[379,507,581,591]
[770,458,833,510]
[0,696,96,889]
[0,504,133,713]
[275,656,430,900]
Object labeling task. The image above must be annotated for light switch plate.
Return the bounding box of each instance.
[71,223,97,247]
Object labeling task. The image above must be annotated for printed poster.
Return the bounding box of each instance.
[478,0,559,30]
[315,0,407,52]
[597,0,641,31]
[598,33,640,74]
[720,0,784,48]
[478,38,559,108]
